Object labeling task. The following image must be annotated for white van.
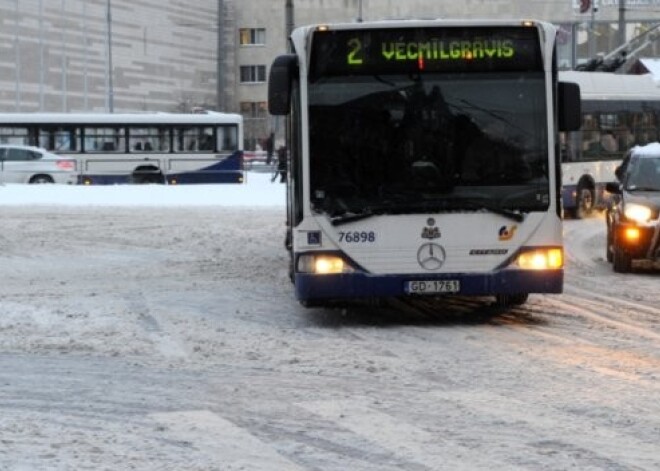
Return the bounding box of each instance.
[0,145,78,184]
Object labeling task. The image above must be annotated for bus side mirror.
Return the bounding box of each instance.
[268,54,298,116]
[558,81,581,132]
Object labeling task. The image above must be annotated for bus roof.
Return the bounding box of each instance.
[0,112,243,126]
[559,71,660,101]
[295,18,553,31]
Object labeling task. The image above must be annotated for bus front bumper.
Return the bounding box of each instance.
[294,269,563,302]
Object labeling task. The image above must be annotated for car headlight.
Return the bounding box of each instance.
[624,203,653,223]
[623,227,641,243]
[516,248,563,270]
[297,254,356,274]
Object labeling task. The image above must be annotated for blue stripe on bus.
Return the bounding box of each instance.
[79,151,244,185]
[294,269,563,301]
[168,153,244,183]
[167,171,243,184]
[79,174,132,185]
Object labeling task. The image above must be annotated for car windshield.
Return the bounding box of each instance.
[626,156,660,191]
[308,73,550,219]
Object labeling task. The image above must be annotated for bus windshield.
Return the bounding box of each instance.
[307,28,549,219]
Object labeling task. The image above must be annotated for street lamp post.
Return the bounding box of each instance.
[39,0,44,111]
[589,0,597,58]
[61,0,68,112]
[82,1,89,110]
[285,0,294,39]
[618,0,626,46]
[217,0,224,110]
[14,0,21,111]
[105,0,114,112]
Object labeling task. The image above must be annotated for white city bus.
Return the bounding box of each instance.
[0,112,244,184]
[559,71,660,217]
[268,19,581,307]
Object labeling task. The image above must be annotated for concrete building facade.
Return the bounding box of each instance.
[0,0,225,113]
[1,0,659,148]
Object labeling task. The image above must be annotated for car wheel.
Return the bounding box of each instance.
[575,185,594,219]
[29,174,54,184]
[613,246,632,273]
[606,226,613,263]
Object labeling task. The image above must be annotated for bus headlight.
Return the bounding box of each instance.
[297,254,355,274]
[624,203,653,224]
[516,248,563,270]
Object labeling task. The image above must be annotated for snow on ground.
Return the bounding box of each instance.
[0,171,284,207]
[0,172,286,360]
[0,176,658,470]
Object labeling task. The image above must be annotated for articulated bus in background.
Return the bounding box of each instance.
[0,112,244,184]
[269,19,581,307]
[559,71,660,218]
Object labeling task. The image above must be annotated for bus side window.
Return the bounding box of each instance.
[129,127,167,152]
[176,127,201,152]
[560,133,571,162]
[199,133,213,151]
[0,126,30,146]
[217,126,237,151]
[600,131,618,153]
[85,127,124,152]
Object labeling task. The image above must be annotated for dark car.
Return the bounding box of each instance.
[605,144,660,272]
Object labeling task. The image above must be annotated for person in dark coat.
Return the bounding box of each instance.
[272,146,287,183]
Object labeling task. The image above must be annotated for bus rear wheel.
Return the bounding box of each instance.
[131,166,165,184]
[29,174,54,184]
[575,186,594,219]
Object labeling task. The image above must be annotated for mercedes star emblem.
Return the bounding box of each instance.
[417,243,446,270]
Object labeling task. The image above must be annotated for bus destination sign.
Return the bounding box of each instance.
[309,26,542,79]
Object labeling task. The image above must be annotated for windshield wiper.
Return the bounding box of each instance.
[461,201,527,222]
[329,202,402,225]
[327,198,527,225]
[330,209,377,226]
[330,200,444,225]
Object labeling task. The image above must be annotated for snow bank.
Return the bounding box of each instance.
[0,171,285,207]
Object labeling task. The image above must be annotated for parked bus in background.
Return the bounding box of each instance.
[0,111,243,184]
[559,71,660,218]
[269,19,581,308]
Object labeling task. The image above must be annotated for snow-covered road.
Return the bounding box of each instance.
[0,184,658,470]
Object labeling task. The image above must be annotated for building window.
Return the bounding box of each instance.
[239,28,266,46]
[240,65,267,83]
[240,101,268,118]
